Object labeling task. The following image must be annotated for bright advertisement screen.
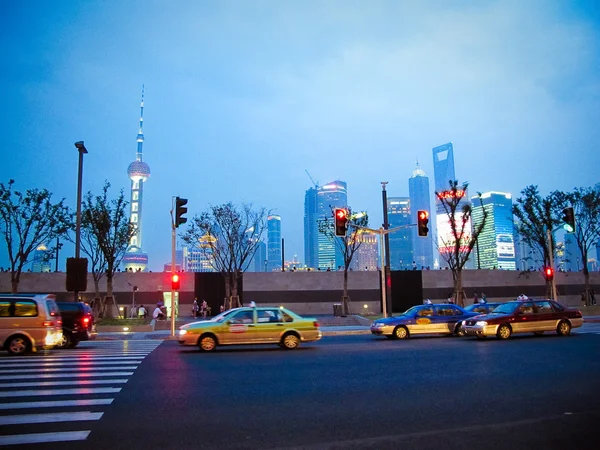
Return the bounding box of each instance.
[436,212,472,253]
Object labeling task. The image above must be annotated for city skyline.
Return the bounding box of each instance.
[1,1,599,271]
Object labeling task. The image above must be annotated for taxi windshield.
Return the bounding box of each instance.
[489,302,519,314]
[214,309,237,323]
[404,306,421,316]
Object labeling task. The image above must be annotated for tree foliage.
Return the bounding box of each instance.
[80,182,135,317]
[0,179,71,293]
[436,180,487,306]
[182,202,269,309]
[318,207,369,314]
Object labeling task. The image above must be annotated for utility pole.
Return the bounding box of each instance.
[547,228,557,301]
[381,182,391,315]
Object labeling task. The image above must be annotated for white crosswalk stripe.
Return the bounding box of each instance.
[0,340,161,446]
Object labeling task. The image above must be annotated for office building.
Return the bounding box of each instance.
[408,162,434,269]
[31,244,52,273]
[303,187,319,269]
[350,230,379,271]
[387,197,413,270]
[251,241,267,272]
[123,87,150,271]
[267,215,282,272]
[471,192,516,270]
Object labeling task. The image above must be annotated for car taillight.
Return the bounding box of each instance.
[576,310,582,318]
[313,321,320,328]
[43,321,57,327]
[82,317,90,325]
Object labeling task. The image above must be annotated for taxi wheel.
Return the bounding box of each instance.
[454,324,466,337]
[557,320,571,336]
[198,335,217,352]
[7,335,31,356]
[281,333,300,350]
[496,324,512,340]
[393,326,409,340]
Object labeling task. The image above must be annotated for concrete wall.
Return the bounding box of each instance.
[1,270,598,315]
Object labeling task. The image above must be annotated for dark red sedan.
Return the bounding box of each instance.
[461,299,583,340]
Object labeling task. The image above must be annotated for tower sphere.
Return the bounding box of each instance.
[127,161,151,182]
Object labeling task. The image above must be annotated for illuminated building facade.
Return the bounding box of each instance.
[317,180,347,270]
[471,192,516,270]
[304,187,319,269]
[123,87,150,271]
[350,230,379,271]
[408,163,434,269]
[267,215,282,271]
[31,244,52,273]
[250,241,267,272]
[387,197,413,270]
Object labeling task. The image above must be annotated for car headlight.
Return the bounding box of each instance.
[475,321,488,326]
[178,329,188,336]
[461,321,466,326]
[373,323,384,328]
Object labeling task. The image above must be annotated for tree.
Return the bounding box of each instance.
[0,179,71,293]
[182,202,268,310]
[317,208,369,315]
[512,185,564,296]
[436,181,487,307]
[564,184,600,305]
[79,182,135,317]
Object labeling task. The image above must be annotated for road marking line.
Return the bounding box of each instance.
[0,387,121,398]
[0,366,138,374]
[1,379,128,388]
[0,431,90,446]
[0,371,133,380]
[0,360,141,368]
[0,399,113,410]
[0,411,103,425]
[0,356,147,362]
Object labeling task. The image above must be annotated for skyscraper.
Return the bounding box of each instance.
[303,187,319,269]
[408,162,434,269]
[317,180,347,270]
[387,197,413,270]
[31,244,52,273]
[471,192,516,270]
[267,215,282,272]
[123,87,150,271]
[432,142,456,201]
[251,241,267,272]
[350,230,378,271]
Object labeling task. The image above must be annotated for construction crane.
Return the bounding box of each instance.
[305,170,319,189]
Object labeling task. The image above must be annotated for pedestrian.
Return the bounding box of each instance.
[192,298,199,318]
[412,261,417,270]
[581,291,587,306]
[220,304,225,313]
[481,292,487,302]
[473,292,479,304]
[591,289,596,306]
[201,299,208,318]
[138,304,147,319]
[153,303,165,320]
[447,292,455,304]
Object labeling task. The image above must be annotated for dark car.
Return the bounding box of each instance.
[463,302,501,315]
[371,304,481,339]
[462,299,583,339]
[56,301,96,348]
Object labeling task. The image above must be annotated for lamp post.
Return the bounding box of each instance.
[74,141,88,302]
[381,182,391,315]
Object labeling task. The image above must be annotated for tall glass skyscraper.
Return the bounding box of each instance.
[471,192,516,270]
[432,142,456,201]
[408,162,434,269]
[267,215,282,272]
[317,180,347,270]
[387,197,413,270]
[303,187,319,269]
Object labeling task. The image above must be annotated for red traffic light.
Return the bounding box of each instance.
[418,210,429,220]
[334,208,349,237]
[172,273,180,290]
[543,267,554,281]
[417,210,429,237]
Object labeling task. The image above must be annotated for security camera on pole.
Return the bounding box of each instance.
[170,196,188,337]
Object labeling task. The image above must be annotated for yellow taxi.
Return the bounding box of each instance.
[178,306,322,352]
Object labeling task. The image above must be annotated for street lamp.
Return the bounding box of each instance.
[73,141,88,302]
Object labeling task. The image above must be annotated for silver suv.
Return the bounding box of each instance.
[0,294,63,355]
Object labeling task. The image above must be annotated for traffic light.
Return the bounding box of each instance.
[175,197,188,228]
[417,210,429,237]
[562,206,575,233]
[543,266,554,282]
[334,208,348,237]
[66,257,88,292]
[171,273,180,291]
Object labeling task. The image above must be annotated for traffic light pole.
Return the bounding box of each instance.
[547,228,557,301]
[171,198,177,338]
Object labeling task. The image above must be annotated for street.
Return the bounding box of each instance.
[1,328,600,449]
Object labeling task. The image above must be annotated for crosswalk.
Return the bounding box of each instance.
[0,340,162,446]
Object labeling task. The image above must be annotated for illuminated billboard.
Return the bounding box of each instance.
[436,212,472,254]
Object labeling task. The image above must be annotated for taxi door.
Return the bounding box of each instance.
[512,301,536,333]
[222,310,256,344]
[434,305,464,333]
[253,309,285,343]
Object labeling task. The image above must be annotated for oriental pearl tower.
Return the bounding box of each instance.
[122,87,150,271]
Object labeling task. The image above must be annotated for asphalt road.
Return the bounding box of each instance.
[4,330,600,450]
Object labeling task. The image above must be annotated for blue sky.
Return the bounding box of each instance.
[1,0,599,271]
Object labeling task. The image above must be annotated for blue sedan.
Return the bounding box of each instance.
[371,304,480,339]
